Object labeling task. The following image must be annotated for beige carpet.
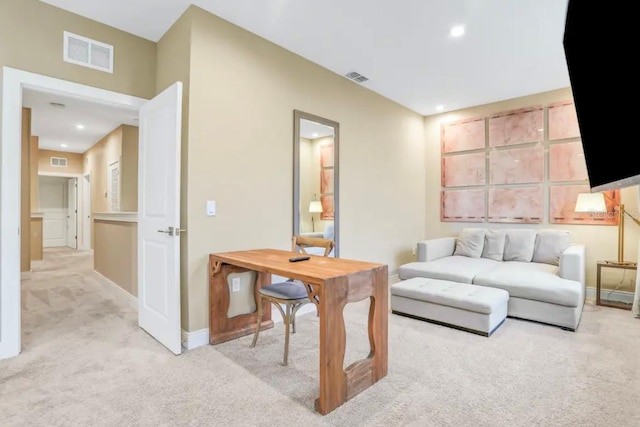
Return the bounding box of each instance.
[2,248,640,426]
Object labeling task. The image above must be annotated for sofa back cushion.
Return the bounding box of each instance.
[323,223,335,240]
[503,229,537,262]
[481,229,506,261]
[532,229,571,266]
[454,228,486,258]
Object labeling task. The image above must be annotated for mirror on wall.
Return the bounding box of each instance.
[293,110,339,257]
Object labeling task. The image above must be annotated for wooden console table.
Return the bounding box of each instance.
[208,249,388,415]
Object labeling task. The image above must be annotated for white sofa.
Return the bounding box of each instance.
[396,228,586,331]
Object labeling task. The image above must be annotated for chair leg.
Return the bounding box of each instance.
[250,296,264,348]
[292,307,296,334]
[283,303,292,366]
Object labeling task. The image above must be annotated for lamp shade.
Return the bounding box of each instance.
[574,192,607,213]
[309,200,323,213]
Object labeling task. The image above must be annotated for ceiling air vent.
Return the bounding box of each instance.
[63,31,114,73]
[345,71,369,83]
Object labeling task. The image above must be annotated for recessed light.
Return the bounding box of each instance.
[312,133,319,137]
[450,25,465,38]
[60,144,68,148]
[76,124,85,130]
[436,105,444,112]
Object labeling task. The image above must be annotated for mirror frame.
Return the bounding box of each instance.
[293,109,340,257]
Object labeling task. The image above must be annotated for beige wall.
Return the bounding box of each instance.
[424,87,639,292]
[0,0,156,100]
[183,6,425,331]
[30,137,39,210]
[84,124,120,215]
[93,220,137,296]
[21,108,31,272]
[38,149,83,175]
[30,217,43,261]
[156,8,193,330]
[83,125,140,249]
[120,125,139,212]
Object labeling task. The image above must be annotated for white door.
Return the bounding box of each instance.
[40,176,68,248]
[138,82,183,355]
[67,178,78,249]
[82,173,91,250]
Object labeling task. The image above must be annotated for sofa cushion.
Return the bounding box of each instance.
[532,229,571,266]
[398,256,499,283]
[473,262,582,307]
[481,229,506,261]
[503,229,537,262]
[323,223,335,240]
[453,228,486,258]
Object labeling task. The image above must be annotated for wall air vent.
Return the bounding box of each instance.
[344,71,369,83]
[50,157,68,167]
[63,31,114,73]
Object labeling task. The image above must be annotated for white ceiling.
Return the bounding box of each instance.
[23,88,139,153]
[40,0,571,115]
[300,119,334,140]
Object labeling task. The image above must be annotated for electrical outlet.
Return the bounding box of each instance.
[412,246,416,256]
[232,278,241,292]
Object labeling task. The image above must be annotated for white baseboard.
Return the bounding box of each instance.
[93,270,138,311]
[586,287,635,304]
[181,328,209,350]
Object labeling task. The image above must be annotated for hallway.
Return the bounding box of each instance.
[3,248,174,425]
[20,248,136,350]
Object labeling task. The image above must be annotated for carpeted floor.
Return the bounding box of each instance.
[2,248,640,426]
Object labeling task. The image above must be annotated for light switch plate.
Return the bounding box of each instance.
[206,200,216,216]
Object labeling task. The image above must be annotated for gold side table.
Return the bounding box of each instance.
[596,260,637,310]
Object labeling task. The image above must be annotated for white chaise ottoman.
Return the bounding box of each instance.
[390,278,509,336]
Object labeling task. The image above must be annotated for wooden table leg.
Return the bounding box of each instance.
[313,266,388,415]
[314,278,347,415]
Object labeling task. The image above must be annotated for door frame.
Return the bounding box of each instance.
[66,177,78,249]
[82,172,92,251]
[1,67,147,360]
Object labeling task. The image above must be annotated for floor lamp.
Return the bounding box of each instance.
[309,199,323,232]
[575,192,640,265]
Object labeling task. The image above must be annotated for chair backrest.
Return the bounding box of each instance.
[292,235,334,257]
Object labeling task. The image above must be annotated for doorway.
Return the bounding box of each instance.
[1,68,145,360]
[82,173,91,250]
[38,176,78,249]
[1,67,184,360]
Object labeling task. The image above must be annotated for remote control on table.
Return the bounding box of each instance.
[289,256,310,262]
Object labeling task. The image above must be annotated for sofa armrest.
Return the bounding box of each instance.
[417,237,456,262]
[559,244,586,288]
